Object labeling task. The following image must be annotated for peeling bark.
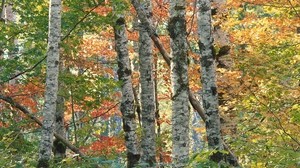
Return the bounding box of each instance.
[198,0,223,163]
[114,17,140,168]
[169,0,190,167]
[37,0,61,167]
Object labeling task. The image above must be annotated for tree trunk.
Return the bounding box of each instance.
[168,0,190,167]
[0,0,5,21]
[197,0,224,163]
[138,0,156,166]
[3,3,19,85]
[37,0,61,167]
[114,17,140,168]
[53,91,66,161]
[154,54,163,164]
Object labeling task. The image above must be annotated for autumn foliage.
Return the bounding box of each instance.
[0,0,300,167]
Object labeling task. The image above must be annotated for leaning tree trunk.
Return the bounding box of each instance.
[37,0,61,167]
[198,0,224,163]
[138,0,156,167]
[168,0,190,167]
[114,17,140,168]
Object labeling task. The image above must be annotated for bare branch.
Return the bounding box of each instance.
[0,94,86,158]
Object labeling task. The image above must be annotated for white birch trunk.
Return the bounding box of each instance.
[0,0,5,20]
[3,3,19,85]
[114,17,140,168]
[37,0,61,167]
[138,0,156,166]
[197,0,224,163]
[169,0,190,167]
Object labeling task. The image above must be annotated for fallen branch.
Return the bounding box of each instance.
[0,94,85,158]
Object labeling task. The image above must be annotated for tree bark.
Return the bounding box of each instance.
[168,0,190,167]
[37,0,61,167]
[138,0,156,166]
[0,0,5,21]
[114,17,140,168]
[198,0,223,163]
[53,93,66,161]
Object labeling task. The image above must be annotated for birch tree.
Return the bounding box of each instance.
[168,0,190,167]
[138,0,156,166]
[114,16,140,167]
[198,0,224,163]
[37,0,61,167]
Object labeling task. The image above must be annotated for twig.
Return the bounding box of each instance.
[65,102,120,128]
[4,131,21,151]
[248,81,300,147]
[187,0,197,36]
[287,0,300,18]
[82,102,120,143]
[61,5,100,41]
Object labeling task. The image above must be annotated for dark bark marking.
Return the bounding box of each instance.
[211,86,217,96]
[116,17,125,26]
[117,62,132,80]
[55,116,62,122]
[203,99,210,111]
[122,119,131,132]
[174,5,185,10]
[127,152,141,168]
[168,16,186,39]
[53,139,66,159]
[37,158,49,168]
[211,45,216,60]
[210,151,223,163]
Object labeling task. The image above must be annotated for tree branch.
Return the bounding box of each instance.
[82,102,120,143]
[0,94,86,158]
[248,83,300,147]
[287,0,300,18]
